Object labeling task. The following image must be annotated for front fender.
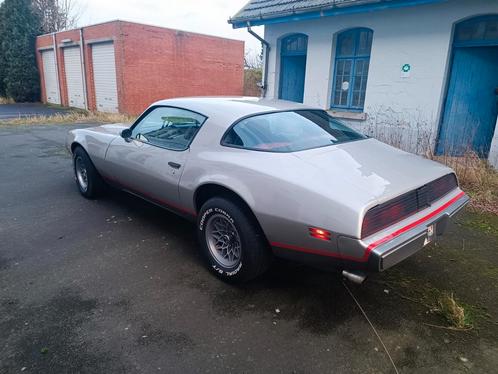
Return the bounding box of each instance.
[65,126,121,173]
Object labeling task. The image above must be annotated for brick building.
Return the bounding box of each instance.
[35,20,244,115]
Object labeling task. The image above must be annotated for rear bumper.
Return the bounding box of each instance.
[362,191,469,272]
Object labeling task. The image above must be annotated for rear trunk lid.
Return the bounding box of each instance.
[294,138,454,209]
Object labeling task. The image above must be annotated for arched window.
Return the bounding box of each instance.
[453,15,498,47]
[331,28,373,111]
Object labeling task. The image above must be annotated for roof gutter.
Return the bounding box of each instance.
[230,0,447,28]
[247,25,270,98]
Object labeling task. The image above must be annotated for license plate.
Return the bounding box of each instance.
[423,224,435,246]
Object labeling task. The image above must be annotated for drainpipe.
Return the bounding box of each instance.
[79,27,88,110]
[247,25,270,98]
[52,32,62,105]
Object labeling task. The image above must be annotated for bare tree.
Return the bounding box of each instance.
[33,0,83,33]
[244,49,263,70]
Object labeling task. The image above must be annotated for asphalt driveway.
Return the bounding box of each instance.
[1,124,498,373]
[0,103,68,120]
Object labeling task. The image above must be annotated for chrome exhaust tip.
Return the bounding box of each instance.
[342,270,367,284]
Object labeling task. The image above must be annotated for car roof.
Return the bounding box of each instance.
[149,97,321,126]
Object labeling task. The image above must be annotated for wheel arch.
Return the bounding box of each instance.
[70,141,85,154]
[194,183,269,243]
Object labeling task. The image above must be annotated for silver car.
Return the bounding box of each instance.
[66,97,469,283]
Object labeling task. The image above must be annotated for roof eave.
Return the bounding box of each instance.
[228,0,447,29]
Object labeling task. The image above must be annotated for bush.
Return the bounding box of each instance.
[0,0,40,102]
[244,68,262,97]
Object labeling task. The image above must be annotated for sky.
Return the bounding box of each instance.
[78,0,263,57]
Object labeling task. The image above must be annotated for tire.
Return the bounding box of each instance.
[197,197,272,282]
[72,146,104,198]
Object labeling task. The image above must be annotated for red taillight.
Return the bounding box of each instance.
[361,173,458,238]
[309,227,331,241]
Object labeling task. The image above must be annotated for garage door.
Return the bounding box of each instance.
[92,43,118,113]
[41,49,60,105]
[63,47,85,109]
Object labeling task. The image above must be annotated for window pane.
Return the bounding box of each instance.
[223,110,366,152]
[484,19,498,40]
[282,35,307,54]
[337,31,354,56]
[333,59,352,106]
[132,107,206,150]
[357,30,373,56]
[456,17,498,43]
[352,58,369,108]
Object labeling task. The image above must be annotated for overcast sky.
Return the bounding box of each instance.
[78,0,263,56]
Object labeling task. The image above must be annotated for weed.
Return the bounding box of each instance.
[0,110,135,126]
[0,96,15,104]
[378,272,477,330]
[432,152,498,215]
[435,292,473,329]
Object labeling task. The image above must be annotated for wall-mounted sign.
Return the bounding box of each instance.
[341,81,350,91]
[401,63,411,78]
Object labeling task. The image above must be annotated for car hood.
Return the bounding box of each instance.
[294,138,453,208]
[90,123,129,135]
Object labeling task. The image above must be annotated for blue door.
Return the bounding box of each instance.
[279,34,307,103]
[437,16,498,157]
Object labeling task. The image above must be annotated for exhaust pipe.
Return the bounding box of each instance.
[342,270,367,284]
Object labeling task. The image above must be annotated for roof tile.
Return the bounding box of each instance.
[230,0,382,23]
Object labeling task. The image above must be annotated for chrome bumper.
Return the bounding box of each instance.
[368,193,469,271]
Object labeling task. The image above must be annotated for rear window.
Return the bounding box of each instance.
[221,110,367,152]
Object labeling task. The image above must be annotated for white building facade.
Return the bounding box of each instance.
[230,0,498,167]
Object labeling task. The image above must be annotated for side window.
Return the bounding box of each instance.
[331,28,373,111]
[131,107,207,151]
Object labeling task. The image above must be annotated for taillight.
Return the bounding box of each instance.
[361,173,458,238]
[309,227,331,241]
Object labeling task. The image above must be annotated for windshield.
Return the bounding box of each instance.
[221,110,367,152]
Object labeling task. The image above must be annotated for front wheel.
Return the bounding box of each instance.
[73,146,104,198]
[197,197,271,282]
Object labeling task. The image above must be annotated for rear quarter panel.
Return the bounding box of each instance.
[180,143,367,257]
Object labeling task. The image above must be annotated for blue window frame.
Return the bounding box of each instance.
[331,28,373,111]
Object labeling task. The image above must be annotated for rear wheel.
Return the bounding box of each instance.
[197,197,271,282]
[73,146,104,198]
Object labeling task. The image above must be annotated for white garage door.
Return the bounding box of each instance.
[41,49,60,105]
[92,43,118,113]
[63,47,85,109]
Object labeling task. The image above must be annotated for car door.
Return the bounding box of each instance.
[105,106,207,213]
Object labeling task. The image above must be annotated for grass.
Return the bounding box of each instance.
[379,273,477,330]
[460,212,498,237]
[435,292,474,330]
[0,110,136,126]
[432,152,498,215]
[0,96,15,104]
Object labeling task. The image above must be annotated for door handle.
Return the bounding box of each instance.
[168,161,181,169]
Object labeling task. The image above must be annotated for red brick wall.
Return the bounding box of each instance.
[35,20,244,115]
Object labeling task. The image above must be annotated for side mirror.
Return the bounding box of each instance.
[121,128,132,140]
